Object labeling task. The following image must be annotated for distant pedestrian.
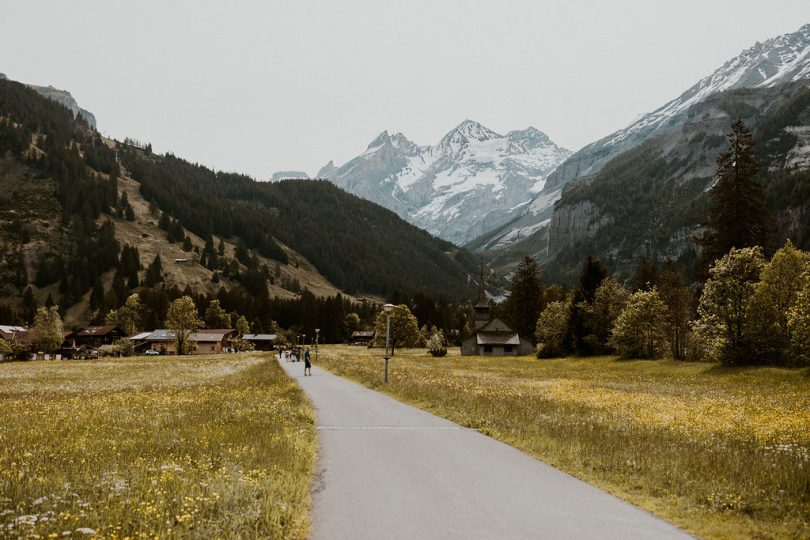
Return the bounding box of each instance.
[304,347,312,376]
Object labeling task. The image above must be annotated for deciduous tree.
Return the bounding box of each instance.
[373,304,421,355]
[746,240,810,362]
[31,305,63,353]
[204,299,231,329]
[535,299,571,358]
[166,296,203,355]
[610,288,669,358]
[693,246,765,365]
[787,269,810,366]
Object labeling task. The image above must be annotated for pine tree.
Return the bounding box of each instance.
[630,256,658,292]
[89,277,104,310]
[218,238,225,256]
[699,120,774,273]
[144,254,164,287]
[566,256,608,355]
[503,256,544,343]
[21,286,37,324]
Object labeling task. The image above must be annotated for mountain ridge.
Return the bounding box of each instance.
[319,119,571,245]
[473,22,810,259]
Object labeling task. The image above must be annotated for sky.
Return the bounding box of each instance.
[1,1,808,179]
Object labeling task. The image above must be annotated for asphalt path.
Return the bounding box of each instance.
[280,358,690,539]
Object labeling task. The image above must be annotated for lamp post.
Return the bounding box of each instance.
[315,328,320,362]
[383,303,394,383]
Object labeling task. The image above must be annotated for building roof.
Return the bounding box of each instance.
[77,325,126,337]
[0,325,27,334]
[478,318,515,333]
[476,332,521,346]
[193,329,236,342]
[351,330,375,338]
[1,325,28,340]
[145,329,177,341]
[243,333,278,341]
[144,329,235,342]
[129,331,152,341]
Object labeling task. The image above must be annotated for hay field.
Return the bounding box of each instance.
[318,345,810,539]
[0,353,316,539]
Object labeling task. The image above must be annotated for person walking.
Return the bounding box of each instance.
[304,347,312,376]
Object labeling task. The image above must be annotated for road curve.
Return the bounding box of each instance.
[279,359,690,540]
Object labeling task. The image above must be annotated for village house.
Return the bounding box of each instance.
[0,325,27,342]
[128,331,153,354]
[242,333,278,351]
[143,329,178,354]
[0,325,28,360]
[193,329,237,354]
[350,330,375,346]
[142,329,236,354]
[74,326,128,349]
[461,279,534,357]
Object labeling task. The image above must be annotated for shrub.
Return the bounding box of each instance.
[427,331,447,357]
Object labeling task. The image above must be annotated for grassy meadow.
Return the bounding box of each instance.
[0,353,316,539]
[317,345,810,539]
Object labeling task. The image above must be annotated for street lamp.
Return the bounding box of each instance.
[315,328,320,362]
[383,303,394,383]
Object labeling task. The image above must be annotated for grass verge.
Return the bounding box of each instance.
[317,345,810,540]
[0,353,316,539]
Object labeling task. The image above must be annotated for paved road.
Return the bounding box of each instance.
[280,359,690,540]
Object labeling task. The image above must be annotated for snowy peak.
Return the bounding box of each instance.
[322,120,571,245]
[367,130,391,150]
[316,160,338,179]
[546,23,810,191]
[507,127,551,145]
[440,119,501,147]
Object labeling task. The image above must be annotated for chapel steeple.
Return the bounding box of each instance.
[474,264,490,329]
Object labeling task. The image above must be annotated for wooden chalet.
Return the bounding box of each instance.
[128,331,153,353]
[193,329,237,354]
[350,330,375,345]
[75,326,128,348]
[242,333,278,351]
[0,325,27,341]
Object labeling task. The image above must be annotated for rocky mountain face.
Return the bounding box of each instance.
[543,79,810,283]
[1,73,97,128]
[476,23,810,271]
[271,170,309,181]
[317,120,571,246]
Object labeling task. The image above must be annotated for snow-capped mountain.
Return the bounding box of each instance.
[547,22,810,191]
[317,120,571,245]
[477,22,810,253]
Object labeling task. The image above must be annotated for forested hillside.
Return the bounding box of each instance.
[119,149,478,297]
[0,79,479,329]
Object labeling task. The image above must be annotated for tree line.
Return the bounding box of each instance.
[504,120,809,366]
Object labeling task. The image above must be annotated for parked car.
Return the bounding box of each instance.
[144,349,160,356]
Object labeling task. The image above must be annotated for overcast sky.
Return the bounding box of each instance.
[1,1,808,179]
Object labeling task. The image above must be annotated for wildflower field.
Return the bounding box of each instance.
[0,353,316,539]
[318,345,810,539]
